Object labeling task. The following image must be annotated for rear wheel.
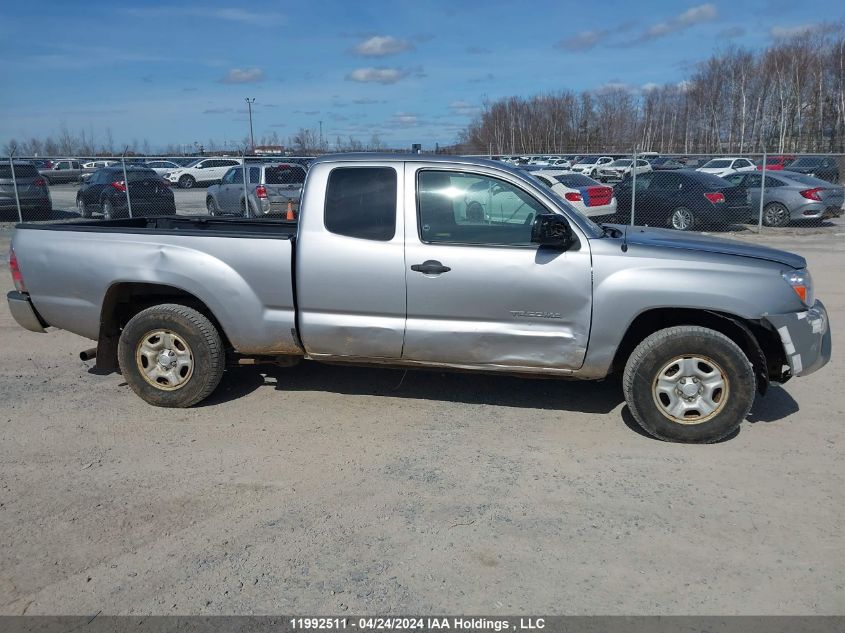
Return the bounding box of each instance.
[77,197,91,218]
[669,206,695,231]
[117,304,225,408]
[623,326,755,443]
[102,198,116,220]
[762,202,790,227]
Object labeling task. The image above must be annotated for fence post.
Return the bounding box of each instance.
[121,146,133,219]
[630,146,637,226]
[241,149,249,217]
[757,148,766,231]
[9,145,23,223]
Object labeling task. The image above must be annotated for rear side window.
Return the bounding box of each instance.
[325,167,396,241]
[265,165,306,185]
[0,165,39,178]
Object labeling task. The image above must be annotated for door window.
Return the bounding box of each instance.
[324,167,396,241]
[417,171,545,246]
[221,168,237,184]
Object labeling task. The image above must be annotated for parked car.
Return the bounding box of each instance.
[164,157,243,189]
[596,158,652,183]
[82,160,118,169]
[206,162,306,218]
[614,169,750,231]
[696,157,756,177]
[755,155,795,171]
[724,171,844,226]
[570,156,614,177]
[75,166,175,219]
[31,159,54,170]
[0,161,52,218]
[649,157,685,170]
[679,157,712,169]
[7,154,831,444]
[784,155,840,183]
[532,171,617,217]
[145,160,183,176]
[38,158,89,184]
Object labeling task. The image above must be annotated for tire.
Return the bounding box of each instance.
[669,206,695,231]
[77,197,91,218]
[623,326,755,443]
[466,201,484,222]
[762,202,790,227]
[206,196,219,216]
[102,198,116,220]
[179,175,196,189]
[117,304,225,408]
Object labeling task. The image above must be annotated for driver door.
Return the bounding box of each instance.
[402,166,592,370]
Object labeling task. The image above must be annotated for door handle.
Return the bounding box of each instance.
[411,260,451,275]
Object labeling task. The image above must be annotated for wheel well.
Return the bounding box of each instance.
[96,282,231,371]
[611,308,786,393]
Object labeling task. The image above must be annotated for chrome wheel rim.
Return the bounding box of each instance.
[764,204,788,226]
[652,355,728,424]
[135,330,194,391]
[77,198,85,215]
[671,208,693,230]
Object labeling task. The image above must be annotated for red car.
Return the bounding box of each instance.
[756,155,795,171]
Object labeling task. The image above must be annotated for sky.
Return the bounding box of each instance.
[1,0,843,152]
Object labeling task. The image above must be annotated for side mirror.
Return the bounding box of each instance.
[531,213,574,249]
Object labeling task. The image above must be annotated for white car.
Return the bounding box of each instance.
[145,160,184,176]
[164,157,243,189]
[82,160,118,169]
[532,170,617,218]
[696,157,756,177]
[596,158,653,183]
[569,156,614,177]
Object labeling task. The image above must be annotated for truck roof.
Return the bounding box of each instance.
[310,152,508,170]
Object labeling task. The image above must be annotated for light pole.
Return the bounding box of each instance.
[244,97,256,153]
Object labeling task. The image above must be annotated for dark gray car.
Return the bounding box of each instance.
[38,158,90,184]
[725,170,845,226]
[206,162,306,218]
[0,161,52,219]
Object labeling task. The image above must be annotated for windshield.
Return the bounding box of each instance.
[789,157,822,167]
[576,156,600,165]
[523,172,603,238]
[702,159,732,168]
[554,174,597,187]
[265,164,306,185]
[783,172,829,186]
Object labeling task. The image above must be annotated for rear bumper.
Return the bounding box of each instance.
[6,291,47,333]
[789,202,843,220]
[764,300,831,379]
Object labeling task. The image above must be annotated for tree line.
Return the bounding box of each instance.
[459,26,845,155]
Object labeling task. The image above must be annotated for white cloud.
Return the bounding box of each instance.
[352,36,413,57]
[124,7,285,26]
[219,68,265,84]
[449,100,480,116]
[771,24,816,38]
[641,82,660,92]
[557,30,606,51]
[388,112,420,127]
[637,3,717,42]
[346,67,407,84]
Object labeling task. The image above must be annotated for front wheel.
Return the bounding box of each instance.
[623,326,755,443]
[179,175,196,189]
[117,304,225,407]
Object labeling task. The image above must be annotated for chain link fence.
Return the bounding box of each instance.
[3,149,843,235]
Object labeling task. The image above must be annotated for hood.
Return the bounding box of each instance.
[616,225,806,268]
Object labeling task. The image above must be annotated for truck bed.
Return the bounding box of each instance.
[17,215,297,238]
[12,216,301,356]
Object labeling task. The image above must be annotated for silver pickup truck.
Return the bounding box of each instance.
[6,154,832,443]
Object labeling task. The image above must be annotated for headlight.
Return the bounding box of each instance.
[783,269,813,305]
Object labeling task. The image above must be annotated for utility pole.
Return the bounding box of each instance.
[244,97,256,153]
[319,120,323,152]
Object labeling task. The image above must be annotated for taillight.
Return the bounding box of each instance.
[9,247,26,293]
[704,192,725,203]
[33,177,46,187]
[800,187,823,201]
[111,180,127,192]
[255,185,268,199]
[564,191,582,202]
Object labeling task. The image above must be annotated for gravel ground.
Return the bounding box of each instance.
[0,219,843,615]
